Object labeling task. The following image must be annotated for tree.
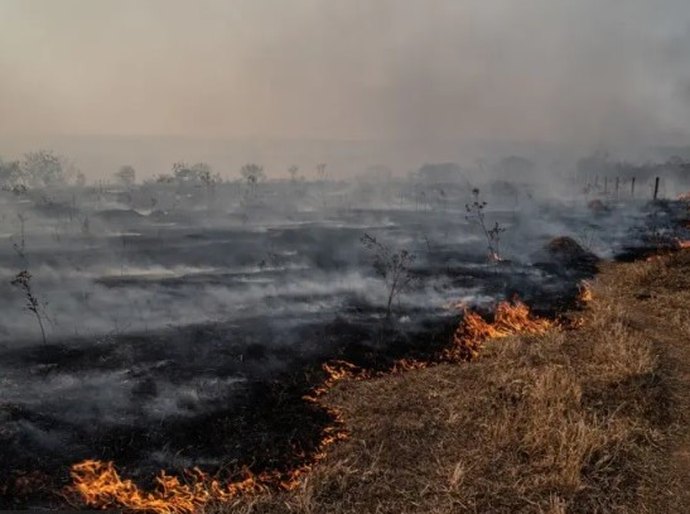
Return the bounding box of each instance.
[114,165,136,187]
[22,150,65,187]
[11,270,47,345]
[241,163,265,183]
[155,174,175,184]
[0,158,23,188]
[240,163,265,202]
[361,233,416,319]
[288,165,299,182]
[172,161,195,184]
[172,161,216,187]
[465,188,506,262]
[193,163,221,190]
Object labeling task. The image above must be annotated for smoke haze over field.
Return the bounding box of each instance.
[5,3,690,508]
[1,0,690,178]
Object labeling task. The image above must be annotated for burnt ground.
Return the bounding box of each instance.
[0,272,585,509]
[221,224,690,513]
[1,197,689,509]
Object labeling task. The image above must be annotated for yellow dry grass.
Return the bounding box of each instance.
[218,250,690,513]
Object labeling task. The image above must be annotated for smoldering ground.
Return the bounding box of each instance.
[1,0,690,508]
[1,164,689,508]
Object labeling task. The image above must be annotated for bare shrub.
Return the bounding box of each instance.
[11,270,48,345]
[465,187,506,261]
[360,233,416,319]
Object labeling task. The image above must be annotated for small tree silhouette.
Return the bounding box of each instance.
[114,165,136,187]
[465,188,506,261]
[240,163,265,203]
[288,165,299,182]
[361,233,416,319]
[11,270,47,345]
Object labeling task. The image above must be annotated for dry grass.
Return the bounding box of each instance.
[221,251,690,514]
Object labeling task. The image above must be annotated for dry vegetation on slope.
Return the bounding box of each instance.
[225,250,690,514]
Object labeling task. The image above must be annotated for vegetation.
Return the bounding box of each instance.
[22,150,68,187]
[0,158,23,189]
[173,161,217,185]
[11,270,47,345]
[240,163,265,202]
[360,233,416,319]
[114,165,136,187]
[216,249,690,513]
[465,187,506,261]
[2,147,690,511]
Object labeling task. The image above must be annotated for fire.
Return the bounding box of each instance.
[70,418,349,514]
[71,359,355,514]
[577,281,593,304]
[675,238,690,249]
[489,251,503,263]
[320,360,367,388]
[69,460,257,514]
[446,298,554,361]
[68,298,554,513]
[390,358,429,373]
[304,360,370,400]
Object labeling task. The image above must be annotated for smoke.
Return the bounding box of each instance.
[1,0,689,179]
[2,2,690,491]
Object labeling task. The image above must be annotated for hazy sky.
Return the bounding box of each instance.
[1,0,690,147]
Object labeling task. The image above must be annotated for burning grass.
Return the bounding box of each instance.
[66,251,690,513]
[214,250,690,513]
[70,461,268,514]
[445,298,555,361]
[68,299,558,513]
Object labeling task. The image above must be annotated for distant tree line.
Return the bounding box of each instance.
[0,150,85,190]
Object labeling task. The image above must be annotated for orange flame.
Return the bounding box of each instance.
[69,416,349,514]
[70,460,268,514]
[70,359,355,514]
[675,238,690,249]
[68,298,554,513]
[390,358,429,373]
[577,281,593,304]
[445,299,554,361]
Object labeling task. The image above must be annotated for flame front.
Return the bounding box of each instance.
[71,461,221,514]
[577,281,593,304]
[70,460,274,514]
[446,299,554,360]
[68,298,554,513]
[70,360,353,514]
[70,420,348,514]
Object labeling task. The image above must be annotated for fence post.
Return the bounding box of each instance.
[653,176,660,201]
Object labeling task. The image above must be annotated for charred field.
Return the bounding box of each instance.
[1,175,689,511]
